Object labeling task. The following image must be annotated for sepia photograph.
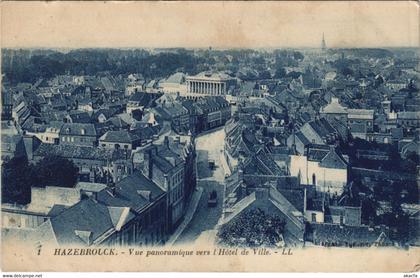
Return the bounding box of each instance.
[0,0,419,274]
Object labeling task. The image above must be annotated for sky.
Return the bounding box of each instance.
[1,1,419,49]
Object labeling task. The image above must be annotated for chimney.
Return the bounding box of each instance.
[164,174,169,190]
[23,135,38,161]
[74,230,93,246]
[137,190,152,201]
[164,136,170,148]
[238,168,243,182]
[144,148,154,179]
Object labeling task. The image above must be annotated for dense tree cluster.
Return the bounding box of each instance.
[1,157,34,205]
[1,155,79,205]
[2,49,208,85]
[218,208,286,247]
[340,138,418,173]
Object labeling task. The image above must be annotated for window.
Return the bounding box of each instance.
[311,213,317,222]
[312,173,316,185]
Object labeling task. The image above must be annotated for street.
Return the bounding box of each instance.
[175,127,226,245]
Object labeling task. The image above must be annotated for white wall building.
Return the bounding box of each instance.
[289,146,348,195]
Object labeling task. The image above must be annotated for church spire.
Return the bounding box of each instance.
[321,33,327,51]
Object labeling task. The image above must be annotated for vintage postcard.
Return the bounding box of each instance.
[0,0,419,273]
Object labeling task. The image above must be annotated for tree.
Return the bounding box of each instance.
[34,155,78,188]
[293,51,304,61]
[1,157,35,205]
[218,208,286,247]
[274,67,287,79]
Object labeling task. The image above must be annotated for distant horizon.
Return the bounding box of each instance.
[2,2,418,49]
[2,46,418,52]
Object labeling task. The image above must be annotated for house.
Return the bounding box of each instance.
[32,143,132,183]
[194,96,231,132]
[397,111,420,129]
[99,130,142,150]
[32,121,63,144]
[289,144,348,195]
[59,123,97,147]
[241,147,286,176]
[95,171,168,246]
[385,79,406,91]
[12,101,31,128]
[141,137,187,231]
[328,205,362,226]
[159,72,187,94]
[93,108,117,123]
[320,97,348,125]
[1,89,13,121]
[1,132,25,161]
[348,109,374,140]
[309,223,391,247]
[145,80,159,93]
[2,186,81,230]
[287,118,339,154]
[161,102,190,134]
[66,110,92,124]
[221,186,305,245]
[126,92,162,116]
[224,119,262,172]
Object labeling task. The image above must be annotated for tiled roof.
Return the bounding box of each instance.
[348,109,374,120]
[278,188,305,213]
[60,123,97,136]
[311,223,389,246]
[161,72,185,84]
[33,143,130,161]
[48,198,114,246]
[99,130,140,144]
[397,111,420,120]
[187,71,233,81]
[96,172,165,213]
[321,97,348,114]
[319,149,348,169]
[129,92,162,106]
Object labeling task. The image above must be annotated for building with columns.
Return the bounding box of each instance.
[185,72,236,97]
